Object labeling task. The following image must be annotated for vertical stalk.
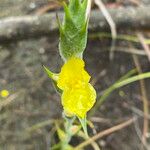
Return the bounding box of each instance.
[61,116,76,150]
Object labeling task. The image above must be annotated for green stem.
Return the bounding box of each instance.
[117,69,137,82]
[62,116,76,150]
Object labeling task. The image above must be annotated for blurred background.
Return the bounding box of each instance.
[0,0,150,150]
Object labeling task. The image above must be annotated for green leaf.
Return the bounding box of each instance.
[43,65,58,81]
[78,116,88,137]
[52,80,63,94]
[43,65,62,94]
[58,0,90,60]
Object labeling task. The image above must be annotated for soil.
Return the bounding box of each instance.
[0,0,150,150]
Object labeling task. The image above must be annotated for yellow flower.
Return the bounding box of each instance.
[0,90,9,98]
[57,57,96,118]
[62,83,96,118]
[57,57,90,90]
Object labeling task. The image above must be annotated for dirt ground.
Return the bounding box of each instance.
[0,0,150,150]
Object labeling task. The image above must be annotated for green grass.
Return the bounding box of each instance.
[90,70,150,116]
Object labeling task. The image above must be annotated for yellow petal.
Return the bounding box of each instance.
[62,83,96,118]
[57,57,90,90]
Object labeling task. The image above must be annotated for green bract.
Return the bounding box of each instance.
[59,0,89,60]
